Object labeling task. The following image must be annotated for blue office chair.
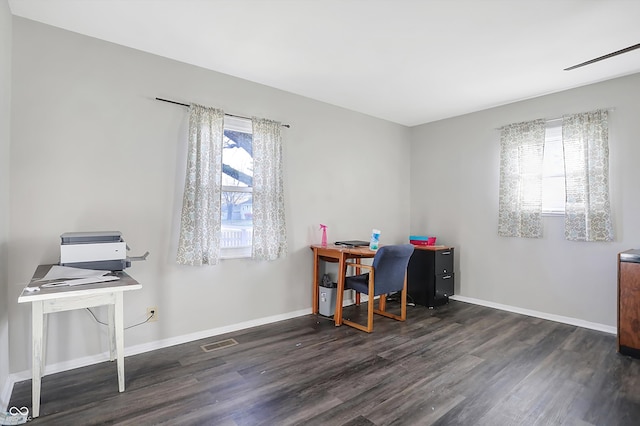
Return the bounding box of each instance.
[342,244,415,333]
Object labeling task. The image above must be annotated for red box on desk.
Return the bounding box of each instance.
[410,237,437,246]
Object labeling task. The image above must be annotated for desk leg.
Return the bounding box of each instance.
[312,248,319,314]
[31,301,44,418]
[41,313,49,374]
[114,292,125,392]
[355,259,361,305]
[335,254,347,326]
[108,303,116,361]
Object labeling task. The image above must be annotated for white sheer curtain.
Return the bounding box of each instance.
[251,117,287,260]
[562,109,613,241]
[498,119,546,238]
[176,104,225,265]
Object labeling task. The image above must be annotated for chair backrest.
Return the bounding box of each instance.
[371,244,415,296]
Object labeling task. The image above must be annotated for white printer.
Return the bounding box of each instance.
[60,231,148,270]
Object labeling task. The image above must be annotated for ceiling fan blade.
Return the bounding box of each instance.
[564,43,640,71]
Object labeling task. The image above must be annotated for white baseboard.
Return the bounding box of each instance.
[122,308,312,358]
[3,307,313,407]
[449,295,616,335]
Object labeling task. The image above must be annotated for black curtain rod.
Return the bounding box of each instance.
[155,97,291,128]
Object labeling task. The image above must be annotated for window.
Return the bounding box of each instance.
[177,106,286,265]
[542,122,565,215]
[221,116,253,258]
[498,110,611,240]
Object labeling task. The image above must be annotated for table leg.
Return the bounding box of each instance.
[312,248,319,314]
[108,303,116,361]
[31,301,44,418]
[114,292,125,392]
[355,258,361,305]
[41,313,48,374]
[335,254,347,326]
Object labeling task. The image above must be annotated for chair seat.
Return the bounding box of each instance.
[346,273,375,295]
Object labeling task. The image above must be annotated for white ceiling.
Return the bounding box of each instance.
[8,0,640,126]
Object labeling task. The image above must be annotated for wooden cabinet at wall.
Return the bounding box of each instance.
[618,249,640,358]
[407,246,454,307]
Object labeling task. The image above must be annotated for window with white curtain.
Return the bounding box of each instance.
[498,109,613,241]
[176,104,287,266]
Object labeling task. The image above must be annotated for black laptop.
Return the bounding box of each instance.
[334,240,369,247]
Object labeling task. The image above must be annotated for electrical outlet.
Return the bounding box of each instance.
[147,307,158,322]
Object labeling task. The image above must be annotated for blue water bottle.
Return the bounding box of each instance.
[370,229,381,250]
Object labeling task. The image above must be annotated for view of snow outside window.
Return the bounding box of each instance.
[221,119,253,257]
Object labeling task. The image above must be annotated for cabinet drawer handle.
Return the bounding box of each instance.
[441,251,451,255]
[442,275,452,279]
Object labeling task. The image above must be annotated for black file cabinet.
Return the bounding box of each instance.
[407,246,455,307]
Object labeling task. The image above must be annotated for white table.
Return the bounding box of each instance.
[17,264,142,418]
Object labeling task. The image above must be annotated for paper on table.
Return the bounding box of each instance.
[40,275,120,288]
[33,265,111,282]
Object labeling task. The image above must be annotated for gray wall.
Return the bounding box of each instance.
[8,17,410,373]
[410,72,640,328]
[0,0,11,409]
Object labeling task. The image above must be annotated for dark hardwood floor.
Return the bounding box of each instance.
[9,300,640,425]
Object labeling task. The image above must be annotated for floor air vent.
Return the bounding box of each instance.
[200,338,238,352]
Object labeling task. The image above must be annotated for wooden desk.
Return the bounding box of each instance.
[17,265,142,418]
[310,244,376,326]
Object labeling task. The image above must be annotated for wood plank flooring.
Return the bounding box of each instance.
[9,300,640,425]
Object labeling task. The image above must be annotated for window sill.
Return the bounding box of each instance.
[220,255,251,260]
[221,246,252,260]
[542,211,565,217]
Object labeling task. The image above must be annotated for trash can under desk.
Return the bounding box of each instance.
[319,276,337,317]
